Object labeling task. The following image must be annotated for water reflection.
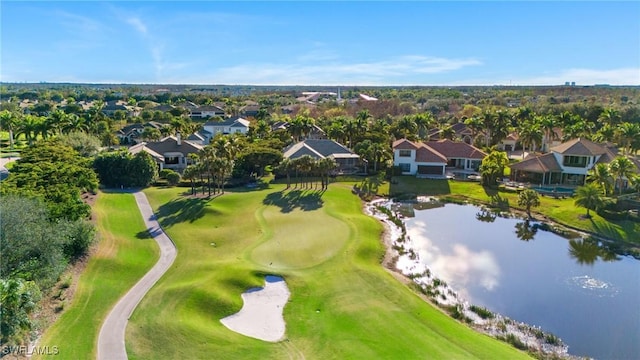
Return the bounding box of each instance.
[475,208,497,223]
[514,220,537,241]
[568,238,620,265]
[408,222,501,294]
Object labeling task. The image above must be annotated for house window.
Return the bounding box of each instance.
[563,156,587,168]
[399,150,412,157]
[165,156,179,165]
[399,163,410,172]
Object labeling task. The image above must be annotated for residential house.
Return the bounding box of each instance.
[270,121,327,140]
[240,104,260,118]
[393,139,487,177]
[283,139,361,174]
[203,117,250,137]
[428,122,480,144]
[509,138,637,186]
[190,105,225,119]
[129,134,203,172]
[116,121,165,145]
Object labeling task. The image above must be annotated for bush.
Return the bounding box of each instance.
[166,171,181,186]
[63,220,96,261]
[159,169,175,179]
[469,305,495,319]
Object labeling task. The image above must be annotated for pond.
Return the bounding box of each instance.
[403,203,640,360]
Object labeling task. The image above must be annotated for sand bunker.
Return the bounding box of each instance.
[220,275,290,342]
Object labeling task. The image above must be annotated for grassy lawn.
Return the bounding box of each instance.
[126,185,530,359]
[389,177,640,244]
[34,192,159,359]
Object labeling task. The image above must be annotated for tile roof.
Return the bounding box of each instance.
[392,139,418,150]
[550,138,608,156]
[415,146,448,163]
[426,139,487,159]
[509,153,562,173]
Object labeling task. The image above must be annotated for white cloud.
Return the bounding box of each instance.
[455,67,640,86]
[180,55,482,85]
[126,17,148,35]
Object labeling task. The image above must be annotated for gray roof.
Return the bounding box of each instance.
[283,139,357,160]
[204,116,250,128]
[142,136,203,156]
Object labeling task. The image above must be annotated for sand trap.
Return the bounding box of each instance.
[220,275,290,342]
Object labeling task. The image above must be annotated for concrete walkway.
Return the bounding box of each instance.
[97,191,177,360]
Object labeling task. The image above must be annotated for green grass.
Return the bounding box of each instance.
[34,192,159,359]
[389,176,640,244]
[126,185,530,359]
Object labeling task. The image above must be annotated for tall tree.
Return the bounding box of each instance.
[587,163,614,197]
[574,183,604,217]
[517,189,540,220]
[608,156,635,195]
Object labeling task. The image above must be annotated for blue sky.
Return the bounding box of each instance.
[1,1,639,86]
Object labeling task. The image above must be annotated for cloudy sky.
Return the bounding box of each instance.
[1,1,638,86]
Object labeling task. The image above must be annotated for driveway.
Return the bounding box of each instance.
[97,191,177,360]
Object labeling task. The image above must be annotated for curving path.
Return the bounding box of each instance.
[97,191,177,360]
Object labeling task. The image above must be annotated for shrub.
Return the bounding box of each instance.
[166,171,182,186]
[469,305,495,319]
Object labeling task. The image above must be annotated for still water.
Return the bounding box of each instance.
[404,203,640,359]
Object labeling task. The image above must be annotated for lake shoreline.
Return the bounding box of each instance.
[366,197,587,360]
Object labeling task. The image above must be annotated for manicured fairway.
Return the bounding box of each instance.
[34,192,159,360]
[127,185,531,359]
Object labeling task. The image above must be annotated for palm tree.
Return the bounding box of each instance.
[517,189,540,220]
[615,122,640,155]
[254,120,270,139]
[517,120,543,158]
[608,156,635,195]
[327,121,346,144]
[587,163,613,196]
[574,183,604,218]
[16,115,42,145]
[439,125,456,140]
[414,113,434,140]
[396,115,418,139]
[0,110,18,151]
[598,108,621,127]
[463,116,484,145]
[317,157,337,190]
[538,115,557,152]
[183,164,199,195]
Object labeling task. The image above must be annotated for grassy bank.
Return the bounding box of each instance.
[389,176,640,245]
[34,192,159,359]
[126,185,530,359]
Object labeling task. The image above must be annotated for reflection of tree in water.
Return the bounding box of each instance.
[476,208,497,223]
[514,220,537,241]
[569,238,620,265]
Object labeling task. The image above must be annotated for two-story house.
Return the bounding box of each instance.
[509,138,629,186]
[203,117,250,137]
[392,139,487,177]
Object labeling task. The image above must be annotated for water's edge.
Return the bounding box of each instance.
[366,198,586,360]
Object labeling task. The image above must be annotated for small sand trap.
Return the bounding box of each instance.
[220,275,290,342]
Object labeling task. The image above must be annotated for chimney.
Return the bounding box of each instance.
[176,132,181,145]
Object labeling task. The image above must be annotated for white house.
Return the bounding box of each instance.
[509,138,636,186]
[203,117,250,137]
[393,139,487,177]
[129,134,203,172]
[190,105,226,119]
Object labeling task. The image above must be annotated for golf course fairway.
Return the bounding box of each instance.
[125,184,530,359]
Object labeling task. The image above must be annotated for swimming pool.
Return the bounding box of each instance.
[532,186,575,195]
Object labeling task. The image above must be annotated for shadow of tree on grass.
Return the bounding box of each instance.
[262,189,324,213]
[156,196,219,227]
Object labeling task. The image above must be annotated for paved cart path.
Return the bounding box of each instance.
[97,191,177,360]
